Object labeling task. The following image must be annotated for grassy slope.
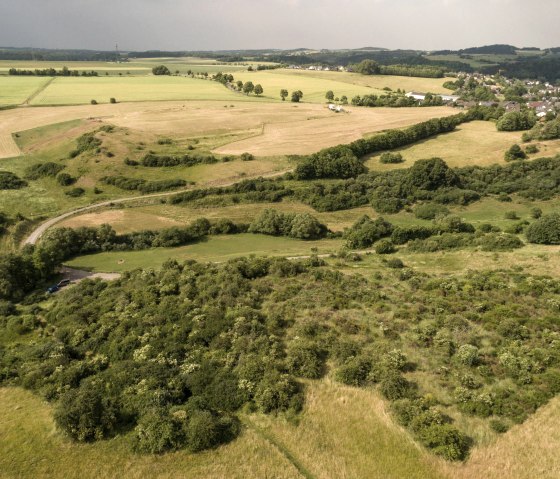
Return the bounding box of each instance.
[2,381,558,479]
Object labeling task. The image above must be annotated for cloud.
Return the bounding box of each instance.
[0,0,558,51]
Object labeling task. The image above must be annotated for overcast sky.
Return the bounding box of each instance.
[0,0,558,52]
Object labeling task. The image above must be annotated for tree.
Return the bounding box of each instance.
[109,97,117,104]
[352,59,380,75]
[236,80,243,90]
[325,90,334,101]
[254,84,264,96]
[242,81,254,95]
[152,65,171,76]
[280,89,288,101]
[526,213,560,244]
[291,90,303,103]
[504,144,527,162]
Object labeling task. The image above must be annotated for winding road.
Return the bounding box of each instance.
[24,170,291,245]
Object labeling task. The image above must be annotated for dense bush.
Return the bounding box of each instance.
[344,216,393,249]
[70,132,102,158]
[65,187,85,197]
[380,152,404,164]
[248,209,328,240]
[141,153,219,167]
[101,176,187,194]
[0,171,27,190]
[504,144,527,162]
[25,162,65,180]
[414,203,449,220]
[496,111,537,131]
[56,172,76,186]
[526,213,560,244]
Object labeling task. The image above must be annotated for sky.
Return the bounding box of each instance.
[0,0,559,52]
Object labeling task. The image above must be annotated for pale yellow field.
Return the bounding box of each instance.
[214,105,454,156]
[0,76,51,106]
[366,121,560,170]
[0,100,453,159]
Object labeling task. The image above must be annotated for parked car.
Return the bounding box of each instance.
[46,285,59,294]
[57,279,71,287]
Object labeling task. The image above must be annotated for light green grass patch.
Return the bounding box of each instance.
[66,234,343,272]
[0,76,51,105]
[30,76,252,105]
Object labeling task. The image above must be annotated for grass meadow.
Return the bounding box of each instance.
[0,76,51,106]
[65,234,344,272]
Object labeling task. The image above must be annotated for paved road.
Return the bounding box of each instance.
[24,170,291,245]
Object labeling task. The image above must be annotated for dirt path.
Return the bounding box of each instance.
[24,169,291,246]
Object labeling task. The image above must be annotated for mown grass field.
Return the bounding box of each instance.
[2,380,558,479]
[365,121,560,171]
[29,76,247,105]
[0,76,51,106]
[65,234,344,272]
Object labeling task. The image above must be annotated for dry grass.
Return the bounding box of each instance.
[214,105,454,156]
[365,121,560,171]
[0,100,452,159]
[441,396,560,479]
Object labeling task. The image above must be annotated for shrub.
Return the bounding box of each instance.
[57,172,75,186]
[530,207,542,219]
[254,373,303,413]
[152,65,171,75]
[380,372,412,400]
[109,97,117,104]
[476,233,523,251]
[380,152,404,164]
[417,424,470,461]
[504,144,527,162]
[414,203,449,220]
[0,171,27,190]
[489,419,509,433]
[526,213,560,244]
[54,382,119,442]
[90,99,97,105]
[335,356,373,386]
[240,152,254,161]
[525,144,539,154]
[504,211,519,220]
[456,344,479,366]
[25,162,65,180]
[386,258,404,269]
[65,187,85,197]
[133,408,184,454]
[286,341,325,379]
[344,216,393,249]
[375,239,395,254]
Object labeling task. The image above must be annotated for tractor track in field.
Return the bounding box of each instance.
[22,77,56,105]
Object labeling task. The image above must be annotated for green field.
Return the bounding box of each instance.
[65,234,344,272]
[29,76,249,105]
[1,60,454,106]
[0,76,51,106]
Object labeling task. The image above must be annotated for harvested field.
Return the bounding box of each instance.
[213,105,453,156]
[0,101,453,159]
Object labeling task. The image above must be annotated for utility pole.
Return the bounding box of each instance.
[115,43,120,63]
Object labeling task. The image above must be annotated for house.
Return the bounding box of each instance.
[406,91,426,101]
[502,101,521,112]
